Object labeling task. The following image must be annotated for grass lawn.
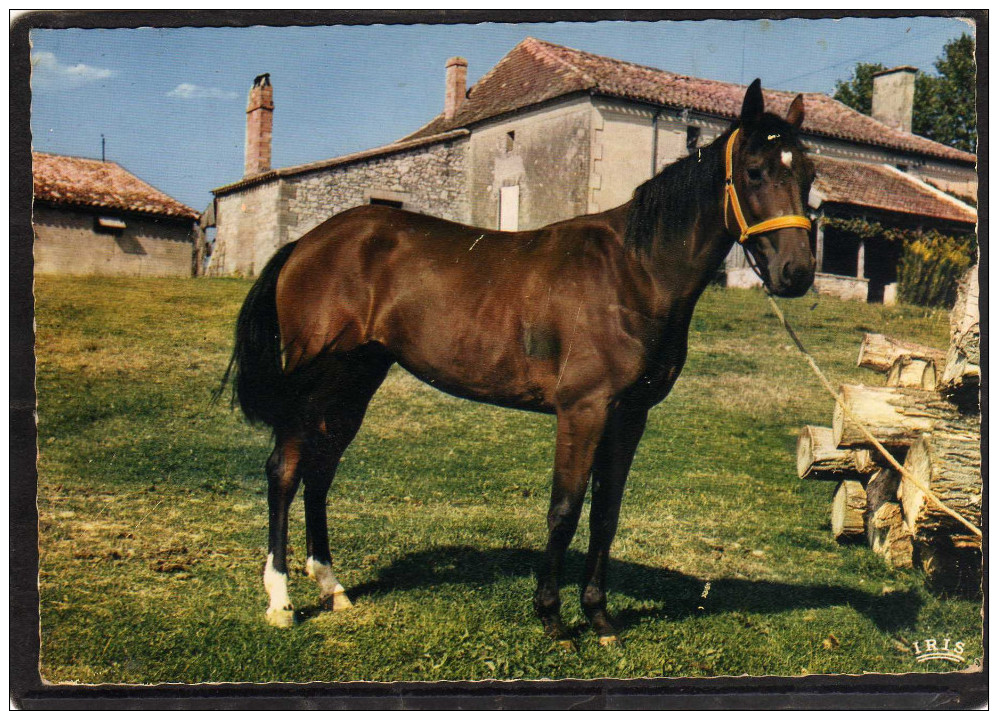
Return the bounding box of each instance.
[34,275,981,683]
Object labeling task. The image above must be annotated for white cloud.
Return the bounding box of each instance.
[31,51,116,86]
[167,83,237,101]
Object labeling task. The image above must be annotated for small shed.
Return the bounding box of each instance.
[32,152,199,277]
[808,156,978,303]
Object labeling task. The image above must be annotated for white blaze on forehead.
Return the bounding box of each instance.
[306,556,346,597]
[781,150,794,169]
[264,553,293,613]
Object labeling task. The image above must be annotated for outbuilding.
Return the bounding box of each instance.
[33,152,199,277]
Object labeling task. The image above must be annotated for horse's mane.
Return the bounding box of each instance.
[623,127,733,253]
[624,112,810,254]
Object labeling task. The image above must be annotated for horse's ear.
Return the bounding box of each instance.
[786,94,805,129]
[740,78,764,125]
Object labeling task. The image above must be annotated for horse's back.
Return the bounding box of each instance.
[275,206,531,365]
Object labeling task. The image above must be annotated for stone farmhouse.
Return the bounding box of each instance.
[208,38,977,302]
[33,152,199,277]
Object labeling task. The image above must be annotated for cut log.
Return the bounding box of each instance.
[863,467,901,525]
[886,356,937,390]
[900,433,982,551]
[796,426,877,480]
[867,502,914,568]
[948,264,979,342]
[831,480,866,543]
[857,333,946,373]
[832,384,974,449]
[938,265,980,407]
[939,334,981,405]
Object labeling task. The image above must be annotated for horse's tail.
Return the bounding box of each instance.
[214,241,298,428]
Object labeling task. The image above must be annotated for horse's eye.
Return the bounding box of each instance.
[747,168,763,182]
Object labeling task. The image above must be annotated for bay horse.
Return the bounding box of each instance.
[221,80,816,644]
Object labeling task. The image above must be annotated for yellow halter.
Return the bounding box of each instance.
[723,128,812,244]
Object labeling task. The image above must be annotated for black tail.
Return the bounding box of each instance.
[215,241,298,428]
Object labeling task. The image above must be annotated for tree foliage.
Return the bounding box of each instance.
[833,33,977,152]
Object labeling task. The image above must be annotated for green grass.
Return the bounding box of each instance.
[35,275,980,683]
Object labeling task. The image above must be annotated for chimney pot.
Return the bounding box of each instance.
[444,56,468,121]
[871,66,917,133]
[245,73,274,176]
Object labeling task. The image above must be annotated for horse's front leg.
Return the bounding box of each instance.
[534,399,608,643]
[582,405,648,645]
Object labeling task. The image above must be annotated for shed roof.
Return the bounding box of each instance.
[812,155,977,224]
[405,37,975,165]
[33,152,198,220]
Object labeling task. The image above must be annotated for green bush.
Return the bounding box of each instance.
[897,233,975,308]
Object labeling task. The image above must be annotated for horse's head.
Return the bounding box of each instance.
[727,79,816,297]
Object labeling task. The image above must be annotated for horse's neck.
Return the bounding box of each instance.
[641,198,733,312]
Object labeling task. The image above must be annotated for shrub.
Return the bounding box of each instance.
[897,233,975,308]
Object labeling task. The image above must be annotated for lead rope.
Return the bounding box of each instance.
[752,264,982,540]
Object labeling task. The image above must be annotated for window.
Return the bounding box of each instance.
[686,126,701,155]
[505,131,515,153]
[369,198,403,209]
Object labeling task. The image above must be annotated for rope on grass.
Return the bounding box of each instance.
[764,293,982,541]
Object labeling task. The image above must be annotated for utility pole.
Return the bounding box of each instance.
[101,134,105,162]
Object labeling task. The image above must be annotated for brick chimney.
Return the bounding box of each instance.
[871,66,917,133]
[444,57,467,120]
[245,73,274,177]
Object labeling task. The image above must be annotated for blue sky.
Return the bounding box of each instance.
[29,16,974,212]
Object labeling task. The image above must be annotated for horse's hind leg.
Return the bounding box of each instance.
[302,347,393,612]
[264,433,304,627]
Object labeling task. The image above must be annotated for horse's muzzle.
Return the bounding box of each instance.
[769,255,815,298]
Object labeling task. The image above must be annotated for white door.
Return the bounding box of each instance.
[499,185,519,231]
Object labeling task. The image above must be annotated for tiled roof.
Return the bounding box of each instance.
[32,152,198,220]
[812,156,977,224]
[404,37,975,165]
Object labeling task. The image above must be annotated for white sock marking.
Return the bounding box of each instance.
[264,553,293,613]
[306,556,345,597]
[781,150,793,169]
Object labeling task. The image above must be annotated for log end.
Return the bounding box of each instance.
[832,479,866,543]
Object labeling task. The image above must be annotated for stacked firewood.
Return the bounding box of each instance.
[796,266,981,591]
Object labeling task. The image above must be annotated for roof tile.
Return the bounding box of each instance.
[33,152,198,220]
[813,156,977,224]
[405,37,975,165]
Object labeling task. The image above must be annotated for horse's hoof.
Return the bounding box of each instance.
[598,634,623,648]
[321,591,353,611]
[266,608,295,628]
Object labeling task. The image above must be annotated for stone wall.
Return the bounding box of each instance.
[814,272,869,302]
[33,205,193,277]
[283,136,470,241]
[209,180,282,277]
[469,97,591,230]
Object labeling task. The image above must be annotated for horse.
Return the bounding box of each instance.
[220,79,816,644]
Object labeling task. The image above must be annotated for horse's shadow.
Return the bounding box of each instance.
[337,545,922,634]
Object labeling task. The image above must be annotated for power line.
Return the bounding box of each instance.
[770,25,955,90]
